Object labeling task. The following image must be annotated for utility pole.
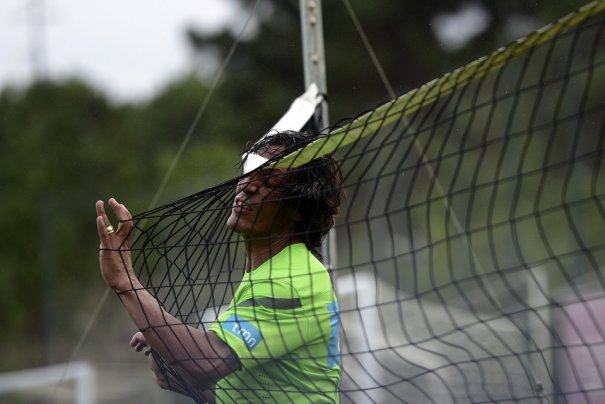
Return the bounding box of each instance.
[299,0,338,269]
[300,0,329,129]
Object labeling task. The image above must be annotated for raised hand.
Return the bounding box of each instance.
[95,198,138,292]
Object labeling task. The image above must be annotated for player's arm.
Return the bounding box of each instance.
[150,352,217,403]
[131,332,217,402]
[96,198,240,392]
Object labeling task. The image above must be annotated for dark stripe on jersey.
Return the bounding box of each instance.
[237,297,303,310]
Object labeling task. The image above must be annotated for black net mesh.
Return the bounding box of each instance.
[114,2,605,402]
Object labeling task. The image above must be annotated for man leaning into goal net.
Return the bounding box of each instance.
[95,130,344,403]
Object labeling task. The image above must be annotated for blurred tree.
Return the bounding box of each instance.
[0,80,119,368]
[0,75,240,370]
[184,0,588,123]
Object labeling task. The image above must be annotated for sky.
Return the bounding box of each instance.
[0,0,244,102]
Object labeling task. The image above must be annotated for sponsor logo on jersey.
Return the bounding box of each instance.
[222,315,263,350]
[327,300,341,368]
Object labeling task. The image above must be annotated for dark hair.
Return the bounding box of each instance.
[247,130,345,260]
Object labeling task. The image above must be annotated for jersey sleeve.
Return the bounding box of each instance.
[209,279,310,369]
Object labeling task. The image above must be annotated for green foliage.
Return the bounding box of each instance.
[185,1,593,122]
[0,76,241,371]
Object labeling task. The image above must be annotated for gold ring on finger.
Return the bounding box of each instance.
[105,225,115,234]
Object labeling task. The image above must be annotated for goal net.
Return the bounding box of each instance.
[121,1,605,402]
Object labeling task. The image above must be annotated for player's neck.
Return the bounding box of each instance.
[244,234,302,272]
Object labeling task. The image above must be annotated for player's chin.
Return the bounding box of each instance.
[226,215,250,235]
[226,215,238,232]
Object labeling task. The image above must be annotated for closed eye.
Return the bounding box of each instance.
[259,169,289,188]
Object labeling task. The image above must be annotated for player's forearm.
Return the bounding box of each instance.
[118,285,204,358]
[117,286,229,388]
[150,354,216,402]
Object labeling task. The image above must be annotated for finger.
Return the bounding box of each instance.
[109,198,133,233]
[130,332,141,347]
[123,202,133,221]
[130,331,146,346]
[96,200,111,226]
[131,332,144,344]
[109,198,127,221]
[96,215,111,247]
[130,338,146,352]
[123,204,135,244]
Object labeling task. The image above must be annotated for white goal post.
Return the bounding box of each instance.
[0,361,96,404]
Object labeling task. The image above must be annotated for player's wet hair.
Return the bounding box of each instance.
[247,131,344,260]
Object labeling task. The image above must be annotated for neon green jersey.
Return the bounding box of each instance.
[209,243,341,403]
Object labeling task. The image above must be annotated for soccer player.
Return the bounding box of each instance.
[96,131,344,403]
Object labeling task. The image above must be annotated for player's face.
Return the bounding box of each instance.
[227,148,299,239]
